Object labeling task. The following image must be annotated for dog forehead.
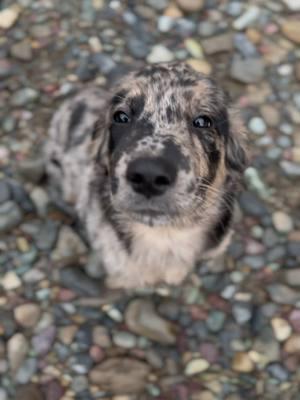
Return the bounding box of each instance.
[114,73,222,117]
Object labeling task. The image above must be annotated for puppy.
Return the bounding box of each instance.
[46,62,247,289]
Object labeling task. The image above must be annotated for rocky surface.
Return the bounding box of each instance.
[0,0,300,399]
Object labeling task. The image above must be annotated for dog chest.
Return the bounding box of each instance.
[130,223,205,268]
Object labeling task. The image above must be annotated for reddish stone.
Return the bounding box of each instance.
[206,294,230,312]
[189,305,208,320]
[57,288,76,301]
[283,355,300,372]
[289,309,300,332]
[89,345,104,363]
[199,342,219,364]
[44,379,65,400]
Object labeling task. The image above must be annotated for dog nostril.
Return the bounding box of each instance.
[155,176,170,186]
[129,173,144,185]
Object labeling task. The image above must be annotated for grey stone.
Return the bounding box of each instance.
[125,299,176,344]
[232,302,252,324]
[15,358,37,384]
[285,269,300,286]
[0,181,11,204]
[92,53,116,74]
[266,246,286,262]
[242,255,265,269]
[59,267,102,296]
[280,160,300,177]
[239,191,269,217]
[267,363,289,382]
[35,220,59,251]
[287,242,300,257]
[11,88,39,106]
[112,331,137,348]
[230,57,265,84]
[127,37,149,59]
[17,158,45,183]
[0,201,23,232]
[10,39,32,61]
[267,284,300,305]
[206,310,226,332]
[234,33,257,58]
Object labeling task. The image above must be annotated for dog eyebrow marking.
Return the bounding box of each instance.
[111,90,129,106]
[131,94,145,118]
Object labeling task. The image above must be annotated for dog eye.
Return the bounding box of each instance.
[113,111,130,123]
[193,115,212,128]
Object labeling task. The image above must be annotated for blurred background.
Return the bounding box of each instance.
[0,0,300,399]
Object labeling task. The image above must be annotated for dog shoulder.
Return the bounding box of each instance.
[48,87,110,151]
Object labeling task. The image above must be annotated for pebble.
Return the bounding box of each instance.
[232,352,254,372]
[239,191,269,217]
[184,38,203,58]
[89,357,150,394]
[92,326,112,348]
[32,326,56,356]
[157,16,174,32]
[147,45,175,63]
[0,6,20,29]
[280,160,300,177]
[232,302,252,324]
[0,389,7,400]
[285,269,300,287]
[14,303,41,328]
[15,358,37,384]
[283,0,300,11]
[112,331,137,349]
[127,38,149,59]
[267,284,300,305]
[10,88,39,107]
[202,34,233,55]
[10,39,33,61]
[284,334,300,353]
[185,358,209,375]
[8,333,29,373]
[248,117,267,135]
[1,271,22,291]
[272,211,293,233]
[0,181,11,204]
[281,20,300,44]
[186,59,212,75]
[51,226,87,261]
[230,57,264,84]
[206,310,226,332]
[267,363,289,382]
[233,6,260,30]
[30,187,49,216]
[175,0,204,12]
[125,299,176,344]
[271,318,292,342]
[0,201,23,232]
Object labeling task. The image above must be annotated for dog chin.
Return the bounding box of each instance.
[127,209,173,227]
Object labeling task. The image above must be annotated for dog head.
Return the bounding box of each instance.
[95,62,247,227]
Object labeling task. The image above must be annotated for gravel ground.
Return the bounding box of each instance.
[0,0,300,399]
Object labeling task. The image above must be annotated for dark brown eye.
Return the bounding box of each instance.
[193,115,212,128]
[113,111,130,123]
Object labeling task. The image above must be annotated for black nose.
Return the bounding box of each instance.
[126,157,177,198]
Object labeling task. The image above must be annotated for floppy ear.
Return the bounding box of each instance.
[225,108,248,176]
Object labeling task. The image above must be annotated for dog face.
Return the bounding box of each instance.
[97,62,247,227]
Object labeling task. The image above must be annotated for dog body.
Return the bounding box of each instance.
[46,63,246,288]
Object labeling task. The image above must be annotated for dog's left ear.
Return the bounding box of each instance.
[225,108,248,175]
